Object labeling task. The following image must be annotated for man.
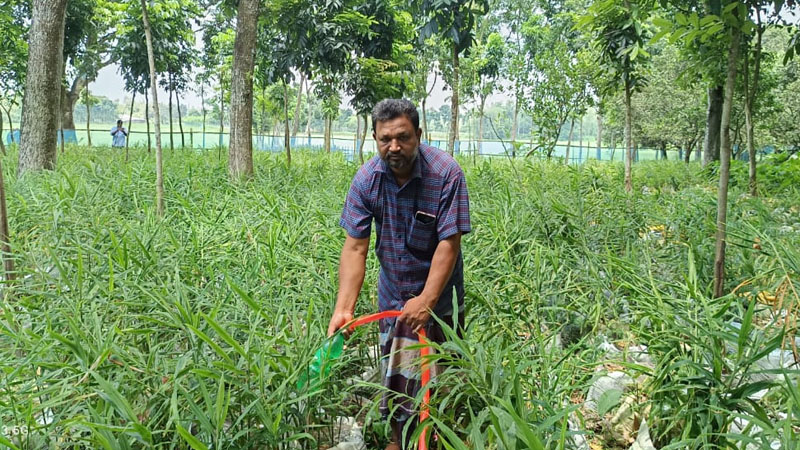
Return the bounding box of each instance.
[327,98,471,449]
[111,120,127,148]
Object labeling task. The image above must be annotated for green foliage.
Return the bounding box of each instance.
[521,8,593,156]
[414,0,490,54]
[626,43,705,152]
[0,0,28,108]
[344,0,415,115]
[728,153,800,192]
[114,0,200,94]
[0,149,798,448]
[259,0,401,119]
[462,32,505,114]
[579,0,652,94]
[635,253,791,448]
[63,0,128,96]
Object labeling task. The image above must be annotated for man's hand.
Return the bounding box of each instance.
[399,293,436,333]
[327,310,354,337]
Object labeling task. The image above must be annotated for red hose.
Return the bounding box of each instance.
[344,311,431,450]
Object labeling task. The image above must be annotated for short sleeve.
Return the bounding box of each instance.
[339,175,373,239]
[437,170,471,241]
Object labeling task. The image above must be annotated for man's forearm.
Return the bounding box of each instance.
[334,242,368,313]
[419,233,461,307]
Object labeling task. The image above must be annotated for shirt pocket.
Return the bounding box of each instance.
[406,213,438,258]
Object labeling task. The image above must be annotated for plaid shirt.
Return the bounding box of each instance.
[340,143,471,317]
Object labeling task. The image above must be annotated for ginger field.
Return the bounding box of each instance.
[1,146,799,449]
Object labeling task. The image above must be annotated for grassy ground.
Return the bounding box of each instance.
[0,146,798,449]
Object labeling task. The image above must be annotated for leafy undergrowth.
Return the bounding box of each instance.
[0,146,797,449]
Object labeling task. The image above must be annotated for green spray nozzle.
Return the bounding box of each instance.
[297,332,345,391]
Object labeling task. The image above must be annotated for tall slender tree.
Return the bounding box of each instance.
[580,0,651,192]
[291,73,306,138]
[462,32,505,157]
[140,0,164,216]
[18,0,68,174]
[714,33,740,297]
[0,156,12,281]
[228,0,259,179]
[743,7,765,196]
[415,0,490,155]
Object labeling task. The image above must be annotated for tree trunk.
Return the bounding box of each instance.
[0,107,5,155]
[713,27,741,299]
[306,89,312,141]
[610,130,616,161]
[624,81,633,192]
[200,83,206,150]
[176,92,185,148]
[228,0,259,179]
[684,140,692,163]
[733,120,743,155]
[141,0,165,217]
[512,97,520,158]
[579,117,584,163]
[3,107,14,144]
[60,77,87,131]
[359,114,367,164]
[291,72,305,137]
[61,85,75,132]
[356,112,362,150]
[596,112,602,160]
[85,77,92,148]
[324,116,332,153]
[219,83,224,148]
[168,75,174,150]
[448,43,460,155]
[421,97,428,143]
[0,157,13,281]
[565,118,574,165]
[258,84,266,135]
[283,80,291,165]
[703,85,723,167]
[126,91,135,160]
[745,23,763,197]
[478,99,486,159]
[661,143,667,160]
[145,89,151,152]
[423,71,437,143]
[59,76,65,154]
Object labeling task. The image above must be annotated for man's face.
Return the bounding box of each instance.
[374,115,422,176]
[117,121,122,127]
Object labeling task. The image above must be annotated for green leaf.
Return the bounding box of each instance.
[176,424,209,450]
[652,17,674,30]
[92,373,138,424]
[736,298,756,361]
[200,312,251,365]
[597,389,623,415]
[0,435,20,450]
[185,323,234,365]
[492,397,546,450]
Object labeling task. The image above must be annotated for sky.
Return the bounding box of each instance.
[90,63,512,113]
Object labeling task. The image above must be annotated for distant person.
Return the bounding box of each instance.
[111,120,127,147]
